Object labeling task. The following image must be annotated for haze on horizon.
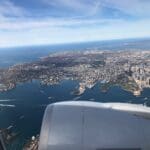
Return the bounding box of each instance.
[0,0,150,48]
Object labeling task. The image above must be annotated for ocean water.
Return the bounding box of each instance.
[0,38,150,68]
[0,39,150,149]
[0,80,150,149]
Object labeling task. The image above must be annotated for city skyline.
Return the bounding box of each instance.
[1,0,150,47]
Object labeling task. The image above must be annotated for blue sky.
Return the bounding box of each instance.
[0,0,150,47]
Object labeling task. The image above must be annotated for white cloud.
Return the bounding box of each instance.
[44,0,150,17]
[0,17,121,31]
[0,0,150,47]
[0,18,150,48]
[0,0,26,17]
[44,0,102,16]
[103,0,150,17]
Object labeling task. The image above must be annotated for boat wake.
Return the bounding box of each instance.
[0,104,16,107]
[0,99,16,102]
[72,96,81,101]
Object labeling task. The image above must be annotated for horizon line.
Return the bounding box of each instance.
[0,36,150,50]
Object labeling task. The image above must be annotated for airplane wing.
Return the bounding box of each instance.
[39,101,150,150]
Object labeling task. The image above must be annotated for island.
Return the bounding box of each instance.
[0,50,150,96]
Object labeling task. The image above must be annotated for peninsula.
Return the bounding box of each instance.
[0,50,150,96]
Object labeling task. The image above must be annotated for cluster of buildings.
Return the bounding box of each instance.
[63,50,150,95]
[0,50,149,96]
[131,65,150,95]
